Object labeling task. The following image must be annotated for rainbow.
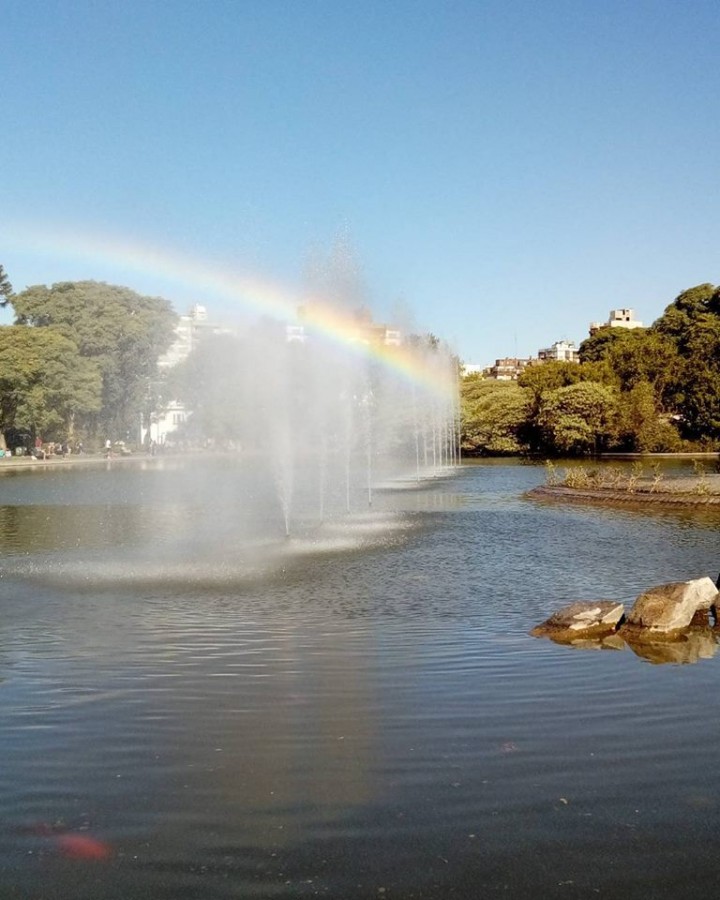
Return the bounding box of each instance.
[1,225,456,398]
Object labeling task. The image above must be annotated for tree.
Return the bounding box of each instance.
[648,283,720,439]
[537,382,619,455]
[0,326,102,446]
[461,378,530,455]
[670,357,720,440]
[517,359,614,396]
[578,327,625,364]
[616,380,682,452]
[0,265,13,307]
[607,330,680,399]
[653,283,716,351]
[10,281,177,438]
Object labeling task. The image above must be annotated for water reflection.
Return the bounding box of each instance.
[5,460,720,898]
[624,628,720,664]
[540,627,720,664]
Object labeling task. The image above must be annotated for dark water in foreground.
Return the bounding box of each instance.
[1,458,720,899]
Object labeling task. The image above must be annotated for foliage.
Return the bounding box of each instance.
[517,361,591,397]
[652,283,716,349]
[578,327,625,363]
[460,378,530,455]
[692,460,710,495]
[536,382,619,455]
[0,265,13,307]
[11,281,177,438]
[650,283,720,439]
[0,326,102,444]
[616,380,682,452]
[2,270,719,457]
[554,463,665,493]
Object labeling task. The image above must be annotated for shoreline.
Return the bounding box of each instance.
[527,482,720,507]
[0,453,140,470]
[0,450,221,472]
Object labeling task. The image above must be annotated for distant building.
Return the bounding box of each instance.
[157,304,234,369]
[589,308,644,336]
[485,357,531,380]
[294,305,402,347]
[461,363,484,377]
[285,324,308,343]
[144,305,234,446]
[537,340,580,363]
[143,400,187,447]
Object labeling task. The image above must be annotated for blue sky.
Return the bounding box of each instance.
[2,0,719,364]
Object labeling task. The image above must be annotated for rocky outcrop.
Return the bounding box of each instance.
[622,577,718,633]
[531,577,720,663]
[530,600,625,640]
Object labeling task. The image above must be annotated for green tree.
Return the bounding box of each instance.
[578,327,625,364]
[537,382,619,455]
[607,330,680,397]
[652,283,716,351]
[10,281,177,439]
[517,361,587,397]
[516,361,615,452]
[616,380,682,452]
[0,265,13,307]
[649,283,720,439]
[461,378,530,455]
[0,326,102,446]
[581,315,686,438]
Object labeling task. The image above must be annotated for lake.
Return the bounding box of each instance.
[1,457,719,899]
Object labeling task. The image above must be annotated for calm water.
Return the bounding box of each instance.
[1,458,720,899]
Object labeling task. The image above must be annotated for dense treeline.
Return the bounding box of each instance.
[0,272,176,450]
[3,264,719,458]
[462,283,720,456]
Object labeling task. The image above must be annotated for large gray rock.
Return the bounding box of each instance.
[531,600,625,640]
[624,577,718,633]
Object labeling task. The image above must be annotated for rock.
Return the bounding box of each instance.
[531,600,625,640]
[624,577,718,633]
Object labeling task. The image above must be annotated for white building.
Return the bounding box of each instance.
[157,304,234,369]
[537,340,580,363]
[485,357,531,380]
[143,400,187,447]
[589,308,644,336]
[142,305,233,446]
[286,324,308,343]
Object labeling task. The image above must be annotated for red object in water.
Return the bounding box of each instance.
[56,833,112,861]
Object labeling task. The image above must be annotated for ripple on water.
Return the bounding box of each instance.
[2,461,720,898]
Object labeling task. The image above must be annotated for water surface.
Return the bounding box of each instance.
[1,458,719,899]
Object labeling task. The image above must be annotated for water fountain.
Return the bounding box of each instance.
[4,259,460,590]
[166,240,463,551]
[216,297,460,542]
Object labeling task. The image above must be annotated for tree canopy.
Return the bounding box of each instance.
[463,282,720,456]
[0,265,13,307]
[0,326,102,446]
[461,378,529,455]
[11,281,177,438]
[537,382,618,455]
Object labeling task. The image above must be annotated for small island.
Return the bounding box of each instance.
[527,460,720,508]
